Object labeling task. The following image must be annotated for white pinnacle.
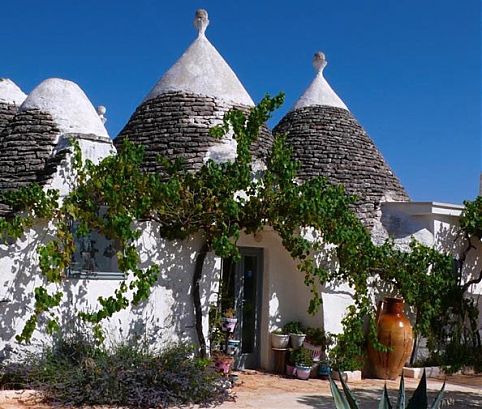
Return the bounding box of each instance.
[194,9,209,37]
[293,52,348,111]
[144,9,254,106]
[0,78,27,106]
[97,105,107,124]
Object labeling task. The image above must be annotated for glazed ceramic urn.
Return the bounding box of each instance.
[368,297,413,380]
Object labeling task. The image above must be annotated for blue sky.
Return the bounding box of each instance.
[1,0,480,204]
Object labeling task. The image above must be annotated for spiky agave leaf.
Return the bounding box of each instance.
[396,373,406,409]
[429,381,445,409]
[339,371,360,409]
[378,384,393,409]
[329,375,352,409]
[407,369,428,409]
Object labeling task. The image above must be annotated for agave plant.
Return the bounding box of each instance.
[329,369,445,409]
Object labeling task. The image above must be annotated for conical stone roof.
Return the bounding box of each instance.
[115,9,272,173]
[0,79,27,134]
[0,78,110,214]
[274,52,409,230]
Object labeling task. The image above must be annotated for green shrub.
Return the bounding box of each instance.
[283,321,305,335]
[291,347,313,367]
[305,327,334,349]
[0,335,230,407]
[439,343,482,374]
[271,328,287,335]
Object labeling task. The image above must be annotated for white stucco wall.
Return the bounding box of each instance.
[0,137,219,359]
[381,202,482,338]
[237,230,326,370]
[0,223,220,359]
[3,180,481,370]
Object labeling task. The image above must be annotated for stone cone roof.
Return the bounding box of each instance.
[0,78,109,215]
[274,53,409,230]
[0,79,27,134]
[115,9,272,173]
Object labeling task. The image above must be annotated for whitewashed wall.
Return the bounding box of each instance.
[0,137,219,359]
[0,223,220,359]
[237,230,326,370]
[2,140,480,372]
[381,202,482,338]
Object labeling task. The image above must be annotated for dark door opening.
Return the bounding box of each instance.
[221,247,263,369]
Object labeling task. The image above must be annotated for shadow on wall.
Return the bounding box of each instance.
[123,224,219,348]
[0,224,58,360]
[0,219,219,359]
[437,222,482,332]
[261,230,326,331]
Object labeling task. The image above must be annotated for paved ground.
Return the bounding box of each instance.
[219,372,482,408]
[1,373,481,408]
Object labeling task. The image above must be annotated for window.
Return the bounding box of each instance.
[68,222,124,280]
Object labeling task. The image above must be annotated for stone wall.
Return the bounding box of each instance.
[0,109,60,191]
[274,105,409,230]
[0,103,17,135]
[115,91,272,173]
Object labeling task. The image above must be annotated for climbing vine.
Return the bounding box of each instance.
[0,95,479,366]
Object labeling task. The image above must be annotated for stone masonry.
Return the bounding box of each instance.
[274,105,409,229]
[0,103,17,135]
[115,91,273,173]
[0,109,62,214]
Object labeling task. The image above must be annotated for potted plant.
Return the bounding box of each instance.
[283,321,306,349]
[208,304,224,353]
[212,351,235,375]
[291,347,313,380]
[318,359,332,379]
[286,349,296,377]
[271,328,290,348]
[221,308,237,333]
[226,339,241,356]
[304,327,329,361]
[328,333,363,383]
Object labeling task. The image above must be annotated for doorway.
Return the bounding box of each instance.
[221,247,263,369]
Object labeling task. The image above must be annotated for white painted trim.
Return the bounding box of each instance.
[382,201,464,217]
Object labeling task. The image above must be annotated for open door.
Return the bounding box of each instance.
[221,247,263,369]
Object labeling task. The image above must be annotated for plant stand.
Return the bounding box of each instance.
[219,319,239,375]
[272,348,289,374]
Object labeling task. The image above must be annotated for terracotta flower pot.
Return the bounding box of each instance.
[368,297,414,380]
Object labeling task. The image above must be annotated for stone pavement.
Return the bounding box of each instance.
[218,372,482,408]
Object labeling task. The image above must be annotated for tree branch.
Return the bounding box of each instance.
[193,240,209,358]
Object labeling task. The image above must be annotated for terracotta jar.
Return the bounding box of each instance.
[368,297,413,380]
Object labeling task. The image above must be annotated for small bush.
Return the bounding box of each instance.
[433,343,482,374]
[291,347,313,367]
[282,321,305,335]
[0,336,231,407]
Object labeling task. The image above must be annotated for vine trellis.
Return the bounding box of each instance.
[0,95,479,366]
